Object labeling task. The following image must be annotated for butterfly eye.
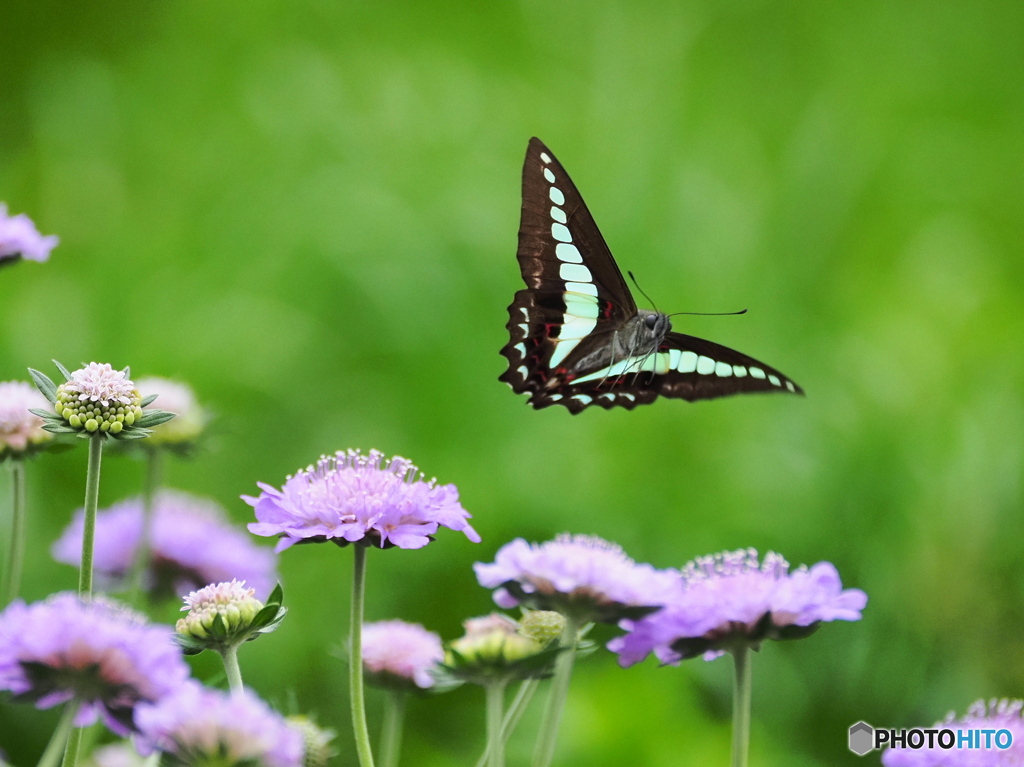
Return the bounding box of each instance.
[645,315,658,329]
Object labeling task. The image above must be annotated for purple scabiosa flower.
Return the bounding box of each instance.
[0,203,59,264]
[362,619,444,691]
[244,449,481,552]
[135,377,208,449]
[135,681,304,767]
[881,699,1024,766]
[473,534,680,623]
[0,592,189,735]
[609,548,867,666]
[0,380,52,459]
[52,489,279,600]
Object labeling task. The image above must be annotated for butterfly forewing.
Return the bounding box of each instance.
[500,138,803,413]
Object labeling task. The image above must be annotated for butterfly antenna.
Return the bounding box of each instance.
[628,271,659,314]
[666,309,748,317]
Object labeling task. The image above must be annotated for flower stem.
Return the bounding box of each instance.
[79,435,104,599]
[532,619,579,767]
[350,545,375,767]
[379,690,407,767]
[37,700,78,767]
[1,461,27,606]
[474,679,540,767]
[730,645,753,767]
[221,644,244,694]
[127,448,163,605]
[486,681,507,767]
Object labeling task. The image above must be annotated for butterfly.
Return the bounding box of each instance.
[499,137,804,414]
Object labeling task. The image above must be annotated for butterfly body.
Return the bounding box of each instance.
[500,138,803,414]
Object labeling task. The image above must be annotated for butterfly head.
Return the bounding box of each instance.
[642,312,672,337]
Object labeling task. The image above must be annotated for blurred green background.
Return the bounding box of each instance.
[2,1,1022,764]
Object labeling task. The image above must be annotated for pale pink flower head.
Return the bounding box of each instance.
[0,380,51,458]
[135,681,303,767]
[362,619,444,690]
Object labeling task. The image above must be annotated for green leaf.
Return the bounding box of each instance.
[140,393,159,407]
[267,583,284,606]
[137,410,176,427]
[28,369,58,404]
[28,408,56,419]
[51,360,73,382]
[209,612,228,642]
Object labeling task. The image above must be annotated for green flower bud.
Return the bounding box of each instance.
[286,716,337,767]
[175,580,264,647]
[519,610,567,646]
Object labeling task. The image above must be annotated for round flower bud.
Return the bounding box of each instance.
[136,377,207,448]
[286,716,337,767]
[519,610,566,646]
[175,580,263,646]
[0,381,52,460]
[445,613,551,683]
[55,363,142,434]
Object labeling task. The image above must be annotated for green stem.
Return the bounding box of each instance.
[730,645,753,767]
[127,449,163,605]
[2,461,27,606]
[79,436,104,599]
[221,644,244,694]
[532,619,579,767]
[474,679,540,767]
[37,700,78,767]
[379,690,407,767]
[486,681,507,767]
[350,545,375,767]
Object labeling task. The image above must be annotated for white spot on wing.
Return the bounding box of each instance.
[733,366,747,377]
[768,374,781,386]
[517,323,530,336]
[678,351,698,373]
[669,349,682,369]
[574,353,666,383]
[548,339,578,368]
[696,356,716,375]
[564,294,599,319]
[566,281,598,296]
[573,394,593,406]
[622,393,636,401]
[551,223,572,242]
[715,362,733,377]
[558,315,597,340]
[517,366,529,379]
[555,243,582,263]
[559,263,592,283]
[749,367,766,379]
[549,187,565,205]
[540,152,552,164]
[543,168,555,183]
[785,380,796,392]
[514,343,526,357]
[550,206,567,224]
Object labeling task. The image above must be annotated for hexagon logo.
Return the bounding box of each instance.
[848,721,874,756]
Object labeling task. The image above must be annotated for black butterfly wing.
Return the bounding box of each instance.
[513,333,803,413]
[500,138,637,406]
[655,332,804,401]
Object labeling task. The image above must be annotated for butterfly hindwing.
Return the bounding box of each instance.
[501,138,803,413]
